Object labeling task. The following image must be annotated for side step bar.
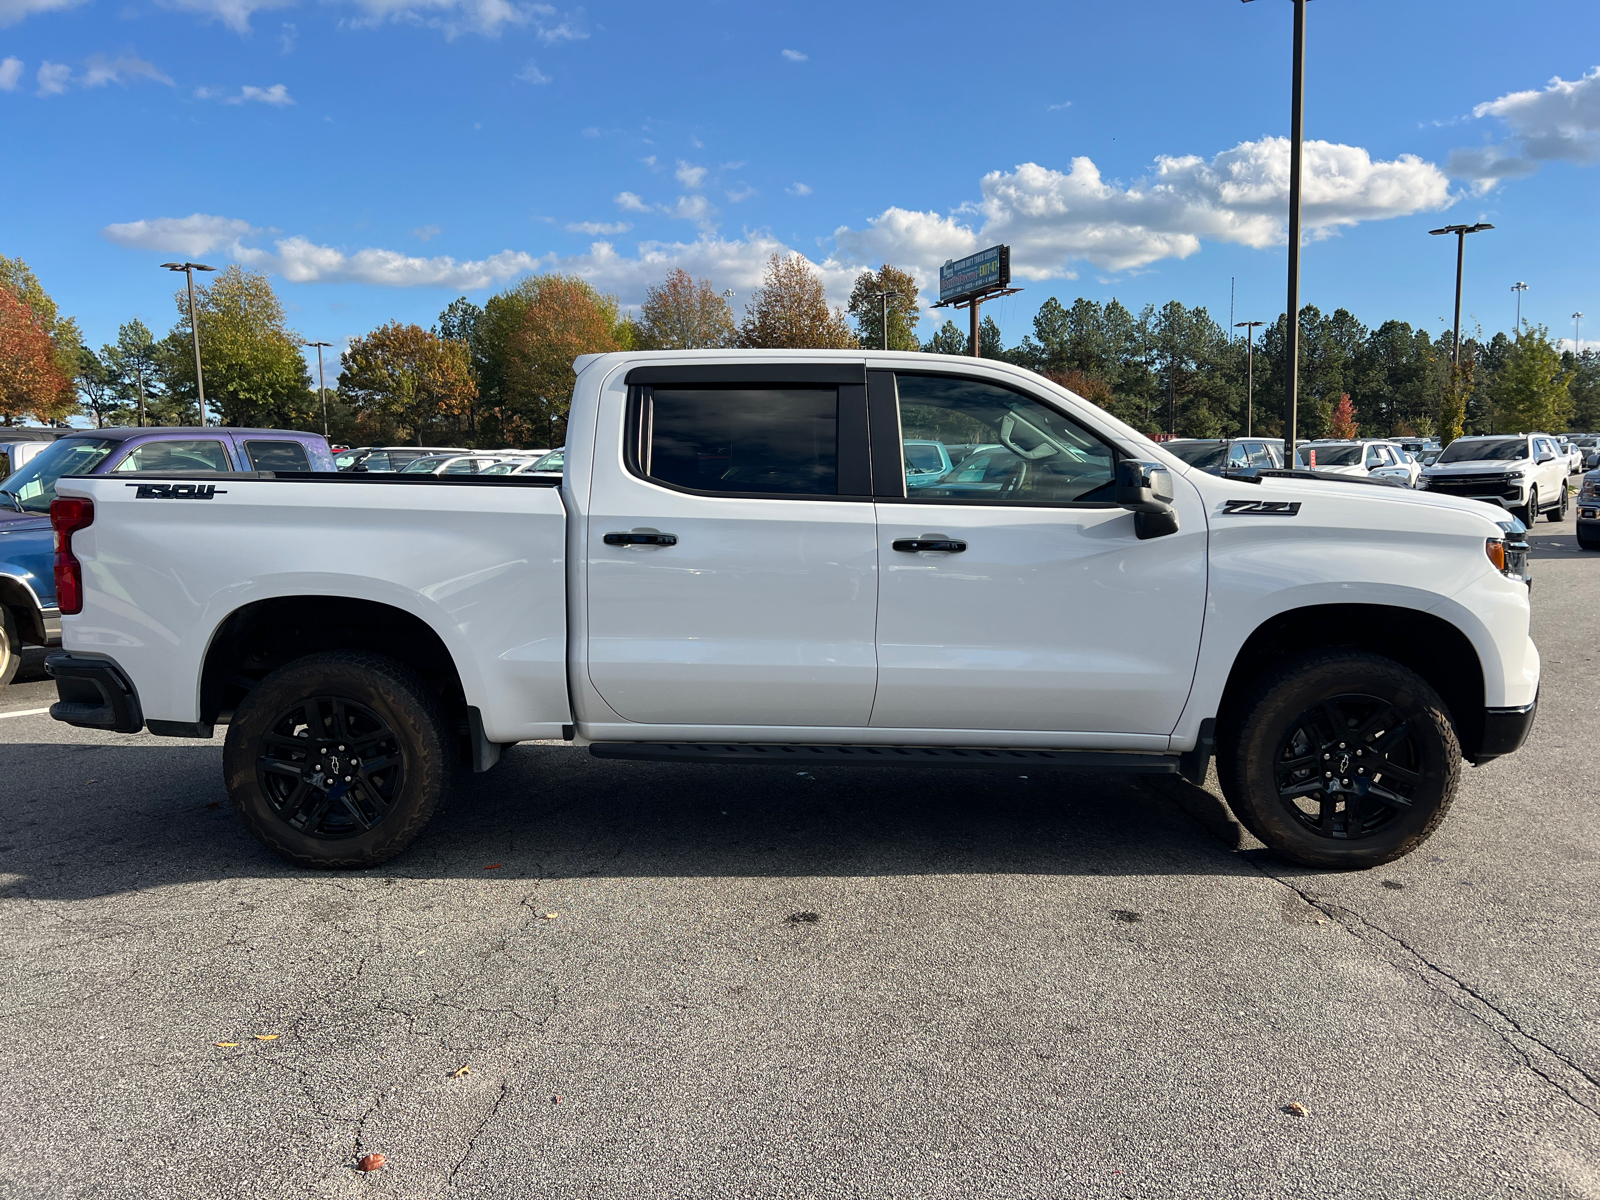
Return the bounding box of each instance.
[588,742,1179,772]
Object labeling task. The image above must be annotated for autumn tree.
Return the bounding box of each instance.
[340,322,478,445]
[1490,326,1572,434]
[738,254,856,350]
[157,266,315,429]
[504,274,621,448]
[0,255,82,388]
[634,268,736,350]
[0,288,75,424]
[847,264,920,351]
[1329,393,1359,439]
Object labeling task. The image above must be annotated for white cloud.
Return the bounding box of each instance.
[1047,100,1072,112]
[614,191,651,213]
[232,83,293,105]
[516,60,549,84]
[236,237,546,287]
[35,61,69,95]
[101,213,259,257]
[157,0,294,35]
[787,182,812,196]
[674,159,707,189]
[781,49,806,62]
[0,56,22,91]
[833,138,1452,276]
[83,52,174,87]
[0,0,88,26]
[278,21,297,52]
[413,224,442,241]
[341,0,584,39]
[567,220,631,235]
[1452,66,1600,192]
[725,186,756,203]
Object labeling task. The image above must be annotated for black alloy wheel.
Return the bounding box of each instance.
[1219,650,1460,869]
[1549,485,1568,522]
[1522,486,1539,528]
[224,651,453,869]
[256,696,404,840]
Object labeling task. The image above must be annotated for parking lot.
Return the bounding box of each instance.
[0,524,1595,1200]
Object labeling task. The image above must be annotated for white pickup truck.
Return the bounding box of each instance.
[46,351,1540,871]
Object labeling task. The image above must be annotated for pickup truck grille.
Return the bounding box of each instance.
[1425,473,1522,501]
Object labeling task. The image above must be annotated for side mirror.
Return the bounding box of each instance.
[1117,459,1178,540]
[1536,450,1555,464]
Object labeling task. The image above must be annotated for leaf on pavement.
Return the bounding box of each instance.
[213,1042,240,1048]
[253,1034,279,1041]
[451,1065,472,1078]
[357,1153,386,1172]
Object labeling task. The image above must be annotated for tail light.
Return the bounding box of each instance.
[51,497,94,615]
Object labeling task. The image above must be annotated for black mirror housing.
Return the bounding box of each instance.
[1117,459,1179,539]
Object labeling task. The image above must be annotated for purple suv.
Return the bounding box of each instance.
[0,426,334,684]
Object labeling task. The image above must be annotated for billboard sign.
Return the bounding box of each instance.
[939,245,1010,305]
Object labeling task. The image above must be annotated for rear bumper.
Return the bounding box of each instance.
[1472,694,1538,764]
[45,652,144,733]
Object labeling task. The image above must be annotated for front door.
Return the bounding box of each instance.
[585,367,879,728]
[869,370,1208,737]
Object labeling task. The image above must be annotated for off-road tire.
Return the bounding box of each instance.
[223,651,452,869]
[1579,530,1600,551]
[1547,485,1568,522]
[0,607,20,688]
[1519,486,1539,528]
[1217,650,1460,869]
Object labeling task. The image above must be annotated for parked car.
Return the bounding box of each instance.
[1164,438,1284,478]
[396,454,514,476]
[1577,468,1600,551]
[903,439,955,488]
[337,446,470,472]
[478,458,549,476]
[1418,433,1570,524]
[47,350,1536,873]
[527,447,565,475]
[0,426,333,685]
[1557,438,1585,475]
[1570,434,1600,471]
[1294,440,1416,486]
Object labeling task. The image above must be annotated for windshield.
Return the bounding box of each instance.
[1437,437,1529,463]
[904,443,946,472]
[1297,444,1364,467]
[479,462,517,475]
[1166,442,1226,470]
[531,449,564,472]
[1,437,120,512]
[334,450,363,468]
[399,457,449,473]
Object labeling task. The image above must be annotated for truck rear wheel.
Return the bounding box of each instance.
[1217,651,1459,869]
[223,651,453,869]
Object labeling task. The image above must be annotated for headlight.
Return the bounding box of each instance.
[1505,469,1525,479]
[1489,518,1532,585]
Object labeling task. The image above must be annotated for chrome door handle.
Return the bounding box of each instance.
[892,538,966,553]
[604,531,678,547]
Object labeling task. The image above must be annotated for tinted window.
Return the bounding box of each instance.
[245,440,311,471]
[641,387,838,496]
[895,374,1116,504]
[1,438,119,512]
[1437,438,1529,463]
[1246,442,1273,467]
[1299,444,1363,467]
[1165,441,1225,470]
[112,439,232,473]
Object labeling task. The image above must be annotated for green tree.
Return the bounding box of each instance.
[504,275,622,448]
[77,346,131,428]
[738,254,856,349]
[636,268,737,350]
[922,320,969,355]
[1566,350,1600,432]
[156,266,315,429]
[435,297,484,437]
[846,264,921,351]
[0,255,82,388]
[103,319,162,426]
[339,322,478,445]
[1490,326,1572,434]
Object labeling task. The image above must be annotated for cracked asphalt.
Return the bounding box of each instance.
[2,525,1597,1199]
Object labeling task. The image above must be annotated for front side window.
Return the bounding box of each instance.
[112,439,232,473]
[1,437,119,512]
[244,440,311,472]
[1246,442,1274,468]
[637,387,838,496]
[895,374,1116,504]
[1227,442,1250,469]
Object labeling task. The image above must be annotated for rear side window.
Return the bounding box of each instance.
[1246,442,1273,467]
[636,387,838,496]
[112,439,232,473]
[244,440,311,471]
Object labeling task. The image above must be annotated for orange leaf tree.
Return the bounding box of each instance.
[339,322,477,445]
[0,288,75,424]
[1329,393,1360,440]
[737,254,857,350]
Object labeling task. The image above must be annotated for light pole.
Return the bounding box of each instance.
[1235,320,1265,437]
[869,289,903,351]
[161,262,215,426]
[305,341,333,437]
[1242,0,1307,463]
[1428,223,1493,377]
[1511,281,1528,332]
[1575,312,1585,356]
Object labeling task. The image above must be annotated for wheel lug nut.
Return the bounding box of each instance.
[1324,771,1333,778]
[1323,753,1331,760]
[338,745,346,751]
[1338,742,1346,749]
[1357,767,1365,774]
[344,775,352,782]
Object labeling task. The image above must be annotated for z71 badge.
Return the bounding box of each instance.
[127,483,227,500]
[1221,499,1301,516]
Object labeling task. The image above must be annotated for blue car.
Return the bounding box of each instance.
[0,426,333,685]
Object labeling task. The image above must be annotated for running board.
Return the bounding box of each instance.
[587,742,1178,772]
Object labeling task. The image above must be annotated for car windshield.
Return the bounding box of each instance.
[904,443,946,472]
[399,457,449,473]
[1437,438,1529,463]
[1166,442,1226,470]
[530,450,564,472]
[334,450,363,468]
[479,462,517,475]
[1298,444,1364,467]
[0,437,120,512]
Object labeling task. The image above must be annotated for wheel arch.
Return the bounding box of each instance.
[1216,604,1489,762]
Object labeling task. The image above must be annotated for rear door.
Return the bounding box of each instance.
[584,364,879,728]
[868,369,1207,738]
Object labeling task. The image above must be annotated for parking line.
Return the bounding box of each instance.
[0,707,51,719]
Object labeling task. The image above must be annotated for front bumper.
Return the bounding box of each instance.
[45,652,144,733]
[1471,694,1538,764]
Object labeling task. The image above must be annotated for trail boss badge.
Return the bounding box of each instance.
[1221,499,1301,516]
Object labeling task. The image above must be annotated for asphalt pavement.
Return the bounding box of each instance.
[1,526,1596,1199]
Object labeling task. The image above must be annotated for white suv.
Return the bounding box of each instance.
[1295,439,1417,486]
[1420,433,1569,525]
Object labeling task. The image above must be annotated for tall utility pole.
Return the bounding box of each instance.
[1428,223,1494,377]
[1235,320,1265,437]
[869,290,902,351]
[1576,312,1586,355]
[305,341,333,437]
[1511,281,1528,332]
[161,262,216,426]
[1242,0,1307,461]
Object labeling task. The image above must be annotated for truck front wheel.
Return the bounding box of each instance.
[1218,651,1459,869]
[223,651,453,869]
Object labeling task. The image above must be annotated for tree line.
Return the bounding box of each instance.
[3,251,1596,447]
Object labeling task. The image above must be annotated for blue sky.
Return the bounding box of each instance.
[3,0,1598,371]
